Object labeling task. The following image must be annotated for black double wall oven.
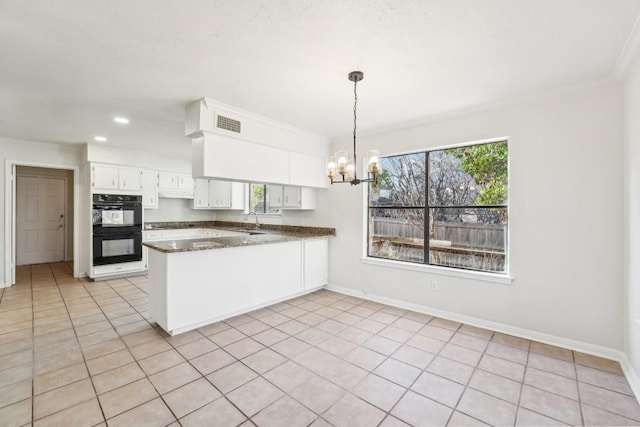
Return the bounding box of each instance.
[92,194,143,266]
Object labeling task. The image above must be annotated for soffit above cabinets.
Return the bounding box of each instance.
[189,99,329,188]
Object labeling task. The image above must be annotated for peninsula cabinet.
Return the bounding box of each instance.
[147,237,329,335]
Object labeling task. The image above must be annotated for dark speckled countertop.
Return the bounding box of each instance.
[142,221,334,253]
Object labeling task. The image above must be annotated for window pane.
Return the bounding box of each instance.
[369,153,425,207]
[429,141,508,207]
[368,208,425,263]
[429,207,507,273]
[249,184,280,214]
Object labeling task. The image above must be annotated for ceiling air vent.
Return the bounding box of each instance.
[216,114,241,134]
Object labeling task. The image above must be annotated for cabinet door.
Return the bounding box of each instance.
[208,180,231,208]
[158,172,178,190]
[230,182,246,210]
[303,239,328,290]
[119,167,142,191]
[269,185,284,208]
[142,170,159,209]
[193,178,210,209]
[178,174,194,190]
[283,186,300,208]
[290,152,328,188]
[92,164,119,190]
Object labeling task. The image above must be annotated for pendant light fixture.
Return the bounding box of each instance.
[327,71,380,185]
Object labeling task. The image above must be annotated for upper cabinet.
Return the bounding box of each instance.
[188,99,329,189]
[269,185,316,210]
[157,172,194,199]
[193,178,245,210]
[142,170,159,209]
[91,164,142,193]
[289,152,327,189]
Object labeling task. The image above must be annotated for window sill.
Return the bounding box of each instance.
[361,257,514,285]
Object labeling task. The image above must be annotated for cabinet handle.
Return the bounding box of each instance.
[285,196,289,203]
[123,180,127,187]
[112,179,115,186]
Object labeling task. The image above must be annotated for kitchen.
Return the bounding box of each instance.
[1,1,640,425]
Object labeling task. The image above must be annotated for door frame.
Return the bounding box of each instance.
[4,160,81,287]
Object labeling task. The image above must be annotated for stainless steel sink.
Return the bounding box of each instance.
[235,228,268,235]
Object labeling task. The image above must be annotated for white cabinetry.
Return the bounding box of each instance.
[193,179,245,210]
[289,152,327,188]
[269,185,316,209]
[158,172,194,198]
[208,180,232,208]
[142,170,159,209]
[188,99,329,189]
[303,238,328,291]
[147,236,329,335]
[91,164,143,193]
[193,133,291,185]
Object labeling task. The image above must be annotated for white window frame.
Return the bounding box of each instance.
[361,136,513,285]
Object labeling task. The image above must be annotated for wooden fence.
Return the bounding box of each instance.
[371,218,505,251]
[370,218,506,271]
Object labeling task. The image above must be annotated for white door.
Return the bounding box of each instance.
[16,176,65,265]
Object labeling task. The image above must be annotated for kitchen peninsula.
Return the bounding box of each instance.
[143,222,334,335]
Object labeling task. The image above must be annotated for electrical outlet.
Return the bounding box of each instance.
[431,280,439,292]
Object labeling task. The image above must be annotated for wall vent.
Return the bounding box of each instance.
[216,114,241,134]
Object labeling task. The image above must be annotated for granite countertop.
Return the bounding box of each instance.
[142,220,334,253]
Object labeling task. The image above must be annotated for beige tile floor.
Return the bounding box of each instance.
[1,262,639,426]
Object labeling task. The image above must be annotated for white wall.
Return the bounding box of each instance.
[1,137,85,284]
[314,80,624,350]
[624,61,640,380]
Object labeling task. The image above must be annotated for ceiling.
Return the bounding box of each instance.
[1,0,639,158]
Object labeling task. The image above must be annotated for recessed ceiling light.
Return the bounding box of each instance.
[94,136,107,142]
[114,117,129,124]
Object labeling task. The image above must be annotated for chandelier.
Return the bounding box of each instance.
[327,71,380,185]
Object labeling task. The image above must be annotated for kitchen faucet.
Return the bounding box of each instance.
[245,211,260,229]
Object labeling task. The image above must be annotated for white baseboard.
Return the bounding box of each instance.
[325,284,640,404]
[620,354,640,404]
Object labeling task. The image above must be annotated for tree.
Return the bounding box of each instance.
[445,142,508,205]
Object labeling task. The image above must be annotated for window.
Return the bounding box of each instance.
[368,140,508,274]
[248,183,281,214]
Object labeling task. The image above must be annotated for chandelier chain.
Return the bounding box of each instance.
[353,78,358,143]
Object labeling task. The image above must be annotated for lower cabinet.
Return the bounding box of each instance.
[303,239,328,291]
[147,237,329,335]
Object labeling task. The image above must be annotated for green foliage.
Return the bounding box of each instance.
[445,142,508,205]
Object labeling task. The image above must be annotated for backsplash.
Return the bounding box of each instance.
[144,198,218,223]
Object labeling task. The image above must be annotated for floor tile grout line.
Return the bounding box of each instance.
[7,265,640,426]
[82,276,180,424]
[440,326,496,426]
[512,339,532,426]
[574,347,586,426]
[26,264,90,423]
